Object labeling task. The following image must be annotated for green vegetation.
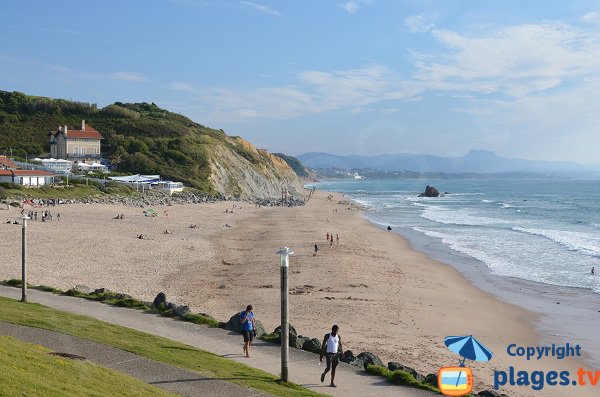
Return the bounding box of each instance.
[0,90,299,194]
[366,365,440,393]
[0,296,326,397]
[273,153,309,177]
[0,336,177,397]
[0,184,107,199]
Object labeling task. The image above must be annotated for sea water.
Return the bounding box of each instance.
[311,179,600,295]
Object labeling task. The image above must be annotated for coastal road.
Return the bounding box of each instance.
[0,286,435,397]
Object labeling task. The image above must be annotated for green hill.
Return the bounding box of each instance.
[0,90,302,197]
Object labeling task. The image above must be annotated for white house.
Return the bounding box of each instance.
[0,169,56,186]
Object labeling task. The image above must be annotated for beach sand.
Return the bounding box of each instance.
[0,191,595,396]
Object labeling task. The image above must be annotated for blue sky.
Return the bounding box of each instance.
[2,0,600,162]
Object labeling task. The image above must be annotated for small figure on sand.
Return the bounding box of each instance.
[330,235,334,248]
[189,224,198,229]
[320,325,343,388]
[387,226,392,231]
[592,267,596,275]
[240,305,256,358]
[163,230,172,234]
[314,243,319,256]
[137,234,145,239]
[336,234,339,245]
[57,213,60,221]
[326,232,329,241]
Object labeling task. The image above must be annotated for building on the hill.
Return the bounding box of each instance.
[0,169,56,186]
[49,120,103,164]
[0,155,18,170]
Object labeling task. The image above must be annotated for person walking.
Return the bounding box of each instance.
[314,243,319,256]
[240,305,256,358]
[320,325,343,387]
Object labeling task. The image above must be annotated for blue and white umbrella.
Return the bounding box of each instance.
[444,335,493,364]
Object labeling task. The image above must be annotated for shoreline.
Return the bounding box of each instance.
[364,208,600,370]
[0,192,596,396]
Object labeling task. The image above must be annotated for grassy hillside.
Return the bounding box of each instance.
[0,90,301,196]
[0,336,177,397]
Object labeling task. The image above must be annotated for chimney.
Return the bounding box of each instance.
[81,120,85,130]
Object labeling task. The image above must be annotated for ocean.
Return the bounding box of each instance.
[310,179,600,295]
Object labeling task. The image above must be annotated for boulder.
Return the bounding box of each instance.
[273,325,302,348]
[93,288,109,294]
[174,305,191,318]
[223,313,266,337]
[352,352,384,369]
[387,362,422,380]
[423,373,438,386]
[153,292,167,308]
[302,338,322,354]
[478,391,508,397]
[340,350,355,364]
[418,185,440,198]
[74,284,91,294]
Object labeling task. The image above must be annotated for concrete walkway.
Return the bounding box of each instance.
[0,286,434,397]
[0,320,264,397]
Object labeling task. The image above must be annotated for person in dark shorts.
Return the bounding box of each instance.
[240,305,255,357]
[320,325,343,387]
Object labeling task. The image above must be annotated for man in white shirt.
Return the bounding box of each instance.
[320,324,344,387]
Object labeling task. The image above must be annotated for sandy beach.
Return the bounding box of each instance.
[0,191,595,396]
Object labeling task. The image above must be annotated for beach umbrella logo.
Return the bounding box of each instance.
[438,335,493,396]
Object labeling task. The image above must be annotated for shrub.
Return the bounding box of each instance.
[366,365,391,378]
[390,370,419,386]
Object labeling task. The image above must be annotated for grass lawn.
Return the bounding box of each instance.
[0,336,177,397]
[2,185,103,199]
[0,296,326,397]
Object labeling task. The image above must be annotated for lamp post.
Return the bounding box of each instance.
[21,215,30,302]
[276,247,294,382]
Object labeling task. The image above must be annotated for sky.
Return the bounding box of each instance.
[2,0,600,162]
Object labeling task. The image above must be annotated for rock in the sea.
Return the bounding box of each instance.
[302,338,322,354]
[153,292,167,308]
[352,352,384,369]
[478,391,509,397]
[223,313,266,337]
[387,362,422,380]
[418,185,440,197]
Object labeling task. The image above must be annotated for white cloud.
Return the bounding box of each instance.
[414,22,600,97]
[169,82,195,92]
[582,11,600,23]
[240,1,281,16]
[340,0,373,14]
[110,71,147,82]
[198,64,419,122]
[405,14,434,33]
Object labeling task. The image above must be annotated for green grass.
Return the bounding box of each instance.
[0,335,177,397]
[2,185,104,199]
[0,296,326,397]
[366,365,440,393]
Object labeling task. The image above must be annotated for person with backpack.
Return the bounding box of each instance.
[320,324,344,387]
[240,305,256,358]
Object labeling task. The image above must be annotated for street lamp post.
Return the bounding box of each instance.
[276,247,294,382]
[21,215,30,302]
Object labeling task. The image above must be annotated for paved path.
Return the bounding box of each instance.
[0,320,264,397]
[0,286,434,397]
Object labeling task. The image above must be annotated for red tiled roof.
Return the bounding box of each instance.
[51,124,103,140]
[0,156,17,169]
[0,170,56,176]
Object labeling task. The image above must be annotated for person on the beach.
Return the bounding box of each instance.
[330,235,334,248]
[320,324,343,387]
[336,234,339,245]
[326,232,329,241]
[240,305,255,357]
[387,226,392,231]
[314,243,319,256]
[57,213,60,221]
[593,267,596,275]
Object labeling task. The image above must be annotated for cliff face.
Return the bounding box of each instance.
[0,90,306,198]
[209,137,303,198]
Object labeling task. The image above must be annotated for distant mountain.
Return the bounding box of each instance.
[297,150,600,174]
